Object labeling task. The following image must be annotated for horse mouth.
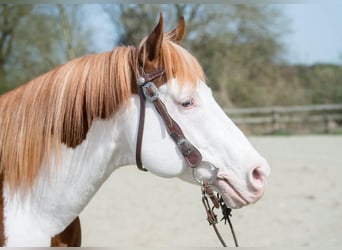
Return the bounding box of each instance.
[214,176,249,209]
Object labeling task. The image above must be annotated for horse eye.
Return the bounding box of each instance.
[180,98,195,108]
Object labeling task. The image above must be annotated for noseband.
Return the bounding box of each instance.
[135,66,238,247]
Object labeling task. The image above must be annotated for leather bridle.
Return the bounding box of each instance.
[134,66,238,247]
[135,66,202,171]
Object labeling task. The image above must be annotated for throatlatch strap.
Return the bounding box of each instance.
[136,88,147,171]
[135,67,165,172]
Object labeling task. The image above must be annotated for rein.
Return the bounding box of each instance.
[135,67,239,247]
[201,180,239,247]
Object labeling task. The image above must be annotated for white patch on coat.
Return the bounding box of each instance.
[3,111,133,246]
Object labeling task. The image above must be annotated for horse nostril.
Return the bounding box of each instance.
[252,167,264,181]
[249,166,266,191]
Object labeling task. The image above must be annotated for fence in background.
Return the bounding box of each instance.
[224,103,342,135]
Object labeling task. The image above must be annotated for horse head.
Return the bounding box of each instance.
[124,14,271,209]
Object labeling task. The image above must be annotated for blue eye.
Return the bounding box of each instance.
[180,98,195,108]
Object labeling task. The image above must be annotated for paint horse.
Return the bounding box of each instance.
[0,14,270,246]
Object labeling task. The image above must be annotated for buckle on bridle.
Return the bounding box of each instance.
[142,81,159,102]
[177,138,194,156]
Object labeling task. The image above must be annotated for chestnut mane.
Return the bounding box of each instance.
[0,36,205,191]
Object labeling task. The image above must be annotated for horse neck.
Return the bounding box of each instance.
[3,111,135,246]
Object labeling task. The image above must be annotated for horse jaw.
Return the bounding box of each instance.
[123,94,186,178]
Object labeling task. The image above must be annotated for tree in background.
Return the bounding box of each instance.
[0,4,91,94]
[104,4,287,107]
[0,4,33,93]
[1,4,340,106]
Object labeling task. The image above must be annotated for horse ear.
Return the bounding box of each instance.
[165,16,185,44]
[139,13,164,66]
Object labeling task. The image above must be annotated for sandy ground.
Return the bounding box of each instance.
[79,136,342,247]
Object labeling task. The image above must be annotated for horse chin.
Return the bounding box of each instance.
[213,176,250,209]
